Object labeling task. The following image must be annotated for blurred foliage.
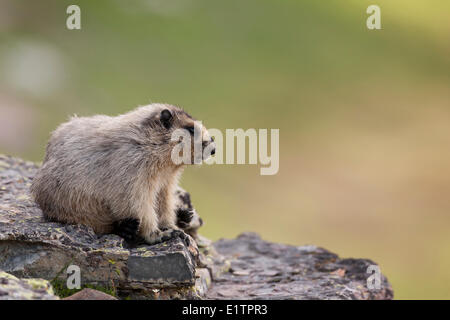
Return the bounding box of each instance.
[0,0,449,299]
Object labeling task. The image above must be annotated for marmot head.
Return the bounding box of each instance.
[128,103,215,166]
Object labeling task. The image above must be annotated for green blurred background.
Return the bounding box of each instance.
[0,0,449,299]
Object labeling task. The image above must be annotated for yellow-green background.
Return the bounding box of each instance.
[0,0,449,299]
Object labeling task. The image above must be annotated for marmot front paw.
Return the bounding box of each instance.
[160,228,191,246]
[144,228,190,246]
[113,218,192,247]
[112,218,140,243]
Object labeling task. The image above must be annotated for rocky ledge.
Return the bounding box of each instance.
[0,155,393,299]
[206,233,393,299]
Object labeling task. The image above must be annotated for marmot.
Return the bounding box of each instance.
[31,103,214,244]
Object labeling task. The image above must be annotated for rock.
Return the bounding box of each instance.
[63,288,117,300]
[194,268,211,297]
[196,234,231,280]
[206,233,394,299]
[0,155,202,299]
[0,270,58,300]
[0,155,394,300]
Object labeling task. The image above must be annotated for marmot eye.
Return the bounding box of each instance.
[185,126,195,135]
[160,109,173,129]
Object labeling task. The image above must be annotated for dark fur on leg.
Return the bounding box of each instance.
[112,218,143,246]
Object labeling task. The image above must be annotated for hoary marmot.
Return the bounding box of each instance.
[31,103,214,244]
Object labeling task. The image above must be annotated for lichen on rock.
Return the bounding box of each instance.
[0,270,58,300]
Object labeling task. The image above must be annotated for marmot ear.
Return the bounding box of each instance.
[160,109,173,129]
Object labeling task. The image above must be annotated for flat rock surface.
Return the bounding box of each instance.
[206,233,393,299]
